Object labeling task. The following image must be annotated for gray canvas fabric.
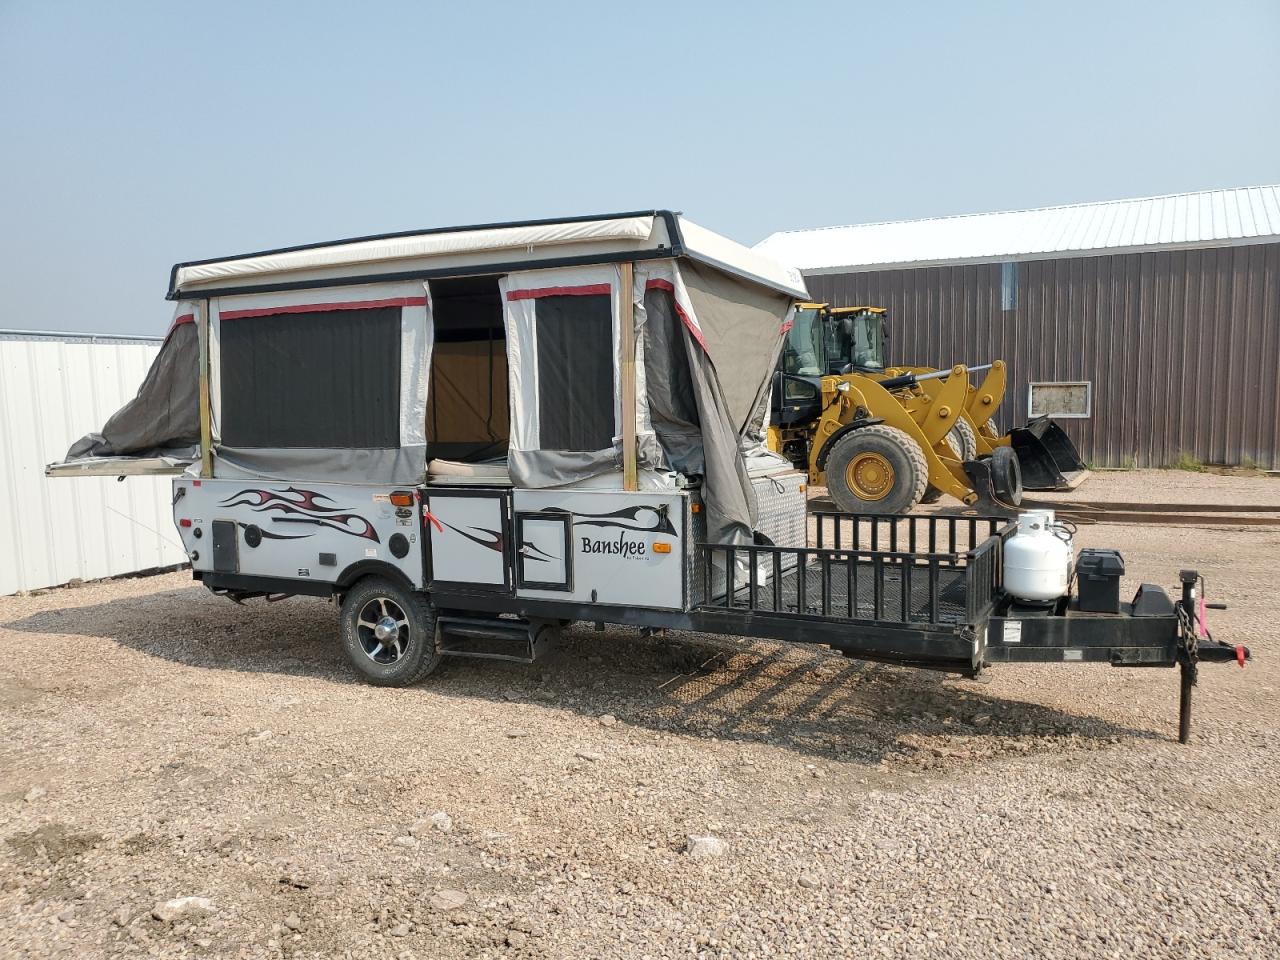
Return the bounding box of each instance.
[507,447,619,489]
[64,322,201,462]
[680,260,792,434]
[213,445,429,485]
[641,281,755,545]
[640,288,702,476]
[682,334,756,545]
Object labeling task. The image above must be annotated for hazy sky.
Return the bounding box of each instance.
[2,0,1278,335]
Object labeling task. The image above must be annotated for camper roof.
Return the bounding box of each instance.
[168,210,809,302]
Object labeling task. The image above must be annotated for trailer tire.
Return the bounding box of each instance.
[826,424,927,515]
[340,577,441,687]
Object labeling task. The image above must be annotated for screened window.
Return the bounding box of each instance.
[534,294,615,451]
[220,307,401,448]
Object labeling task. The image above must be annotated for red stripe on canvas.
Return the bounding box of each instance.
[505,284,612,301]
[162,313,195,341]
[219,297,428,320]
[643,279,707,350]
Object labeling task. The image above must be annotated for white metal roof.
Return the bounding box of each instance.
[754,185,1280,274]
[172,212,809,299]
[0,328,162,344]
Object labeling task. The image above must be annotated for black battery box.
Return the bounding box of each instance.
[1076,548,1125,613]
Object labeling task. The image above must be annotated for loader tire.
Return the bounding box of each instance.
[989,445,1023,506]
[826,424,928,515]
[922,425,973,503]
[953,417,978,461]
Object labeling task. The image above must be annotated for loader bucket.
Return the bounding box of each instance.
[1009,417,1086,491]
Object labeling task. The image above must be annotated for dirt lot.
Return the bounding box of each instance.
[1,470,1277,959]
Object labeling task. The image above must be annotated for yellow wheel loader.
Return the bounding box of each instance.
[768,304,1085,514]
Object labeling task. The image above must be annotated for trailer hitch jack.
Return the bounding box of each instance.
[1176,570,1250,743]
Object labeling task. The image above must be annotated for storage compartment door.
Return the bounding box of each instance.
[426,490,511,592]
[515,513,572,591]
[211,519,239,573]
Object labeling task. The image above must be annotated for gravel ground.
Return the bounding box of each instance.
[1,470,1277,959]
[1033,466,1280,507]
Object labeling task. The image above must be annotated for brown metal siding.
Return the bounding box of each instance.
[806,242,1280,469]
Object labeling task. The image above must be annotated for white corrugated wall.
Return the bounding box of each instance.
[0,333,187,595]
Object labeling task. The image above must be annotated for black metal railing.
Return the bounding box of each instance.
[700,514,1014,628]
[811,512,1008,556]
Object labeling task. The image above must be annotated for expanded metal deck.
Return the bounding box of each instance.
[727,556,970,624]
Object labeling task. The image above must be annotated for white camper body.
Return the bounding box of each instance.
[172,468,806,620]
[54,211,815,679]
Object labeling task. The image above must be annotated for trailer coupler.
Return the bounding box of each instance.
[984,571,1249,743]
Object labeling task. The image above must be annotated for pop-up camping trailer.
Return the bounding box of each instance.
[49,210,1247,740]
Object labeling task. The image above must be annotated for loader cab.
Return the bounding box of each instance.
[825,306,887,375]
[772,303,827,426]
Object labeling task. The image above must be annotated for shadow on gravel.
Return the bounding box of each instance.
[5,584,1159,764]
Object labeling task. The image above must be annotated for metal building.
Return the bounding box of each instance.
[756,185,1280,469]
[0,330,187,595]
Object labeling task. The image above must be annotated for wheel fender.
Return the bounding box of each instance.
[815,418,882,471]
[336,560,418,596]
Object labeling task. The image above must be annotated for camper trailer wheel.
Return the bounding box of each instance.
[340,578,440,686]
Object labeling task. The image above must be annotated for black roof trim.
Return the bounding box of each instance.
[168,209,685,300]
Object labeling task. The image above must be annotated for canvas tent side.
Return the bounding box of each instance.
[50,211,808,546]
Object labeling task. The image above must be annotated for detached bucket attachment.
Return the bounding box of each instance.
[963,447,1022,516]
[1009,417,1087,491]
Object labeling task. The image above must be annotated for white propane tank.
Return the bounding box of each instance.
[1003,510,1074,604]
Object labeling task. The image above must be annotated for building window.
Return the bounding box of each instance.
[1027,381,1092,419]
[1000,261,1018,311]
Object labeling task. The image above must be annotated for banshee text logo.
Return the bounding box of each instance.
[581,532,646,559]
[535,504,676,561]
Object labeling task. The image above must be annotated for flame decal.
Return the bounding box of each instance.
[219,487,346,513]
[520,542,556,563]
[538,505,677,537]
[440,521,505,554]
[218,487,380,543]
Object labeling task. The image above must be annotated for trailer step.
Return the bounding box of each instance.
[436,615,558,663]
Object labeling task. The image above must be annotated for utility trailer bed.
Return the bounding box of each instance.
[693,512,1247,740]
[688,515,1007,674]
[724,558,970,624]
